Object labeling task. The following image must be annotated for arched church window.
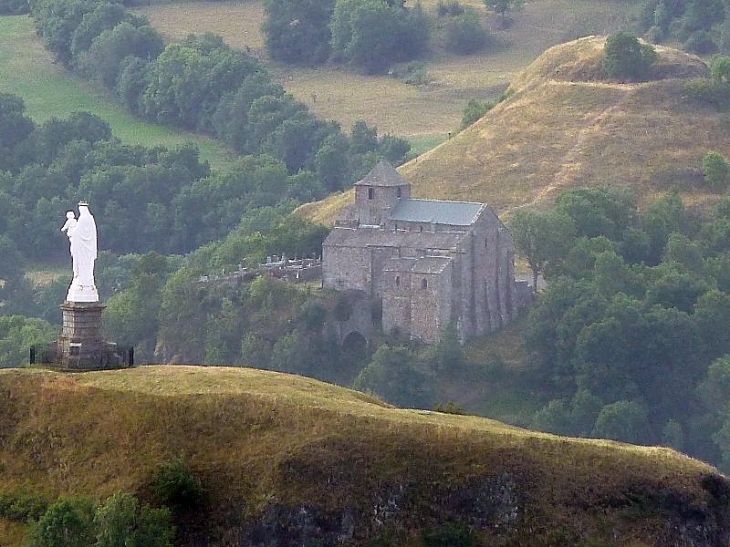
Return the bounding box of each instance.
[368,188,375,200]
[395,276,400,287]
[421,278,428,290]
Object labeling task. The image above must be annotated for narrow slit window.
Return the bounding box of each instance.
[421,278,428,290]
[368,188,375,200]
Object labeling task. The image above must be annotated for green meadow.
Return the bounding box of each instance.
[0,15,237,170]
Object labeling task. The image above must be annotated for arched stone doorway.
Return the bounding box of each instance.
[342,330,367,356]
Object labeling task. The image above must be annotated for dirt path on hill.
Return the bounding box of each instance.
[515,81,638,211]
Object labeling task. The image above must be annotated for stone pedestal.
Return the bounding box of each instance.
[30,301,133,371]
[57,301,107,370]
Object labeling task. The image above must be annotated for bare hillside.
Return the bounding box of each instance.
[299,37,719,226]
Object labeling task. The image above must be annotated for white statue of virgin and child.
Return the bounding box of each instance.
[61,202,98,303]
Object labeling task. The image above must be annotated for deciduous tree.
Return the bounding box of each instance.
[510,209,574,290]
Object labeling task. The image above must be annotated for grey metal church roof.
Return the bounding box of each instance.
[389,199,484,226]
[354,160,410,187]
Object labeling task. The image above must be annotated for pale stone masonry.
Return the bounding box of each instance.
[322,161,519,343]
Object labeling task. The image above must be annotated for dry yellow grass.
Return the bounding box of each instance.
[0,520,25,547]
[24,264,67,286]
[134,0,641,139]
[299,37,722,225]
[135,0,267,51]
[0,366,724,545]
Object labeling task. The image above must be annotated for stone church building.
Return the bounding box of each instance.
[322,161,520,343]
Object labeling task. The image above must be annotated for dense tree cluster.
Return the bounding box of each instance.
[444,8,490,55]
[641,0,728,53]
[0,94,339,329]
[0,94,206,259]
[150,274,359,380]
[28,0,411,193]
[264,0,429,72]
[513,187,730,468]
[263,0,335,65]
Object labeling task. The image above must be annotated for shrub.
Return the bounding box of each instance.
[703,151,730,191]
[662,419,685,450]
[399,61,432,85]
[445,8,489,55]
[436,0,464,17]
[602,31,657,81]
[95,492,174,547]
[645,25,664,44]
[433,401,466,415]
[25,496,96,547]
[151,458,205,510]
[459,89,512,129]
[299,301,327,331]
[684,78,730,110]
[484,0,523,27]
[460,98,491,129]
[422,522,474,546]
[721,19,730,53]
[353,345,435,408]
[684,30,717,54]
[712,56,730,84]
[0,490,48,521]
[592,400,651,444]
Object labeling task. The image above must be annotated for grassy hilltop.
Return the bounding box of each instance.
[298,36,724,225]
[1,366,729,546]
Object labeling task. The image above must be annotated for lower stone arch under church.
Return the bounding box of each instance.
[342,330,368,356]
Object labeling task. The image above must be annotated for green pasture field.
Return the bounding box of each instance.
[134,0,642,142]
[0,16,237,171]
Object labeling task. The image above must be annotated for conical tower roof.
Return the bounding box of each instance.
[354,160,410,187]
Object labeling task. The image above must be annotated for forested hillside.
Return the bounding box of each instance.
[23,0,411,195]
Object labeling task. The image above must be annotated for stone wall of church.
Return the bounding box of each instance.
[409,266,453,343]
[381,264,453,344]
[323,208,519,344]
[322,243,372,293]
[355,185,407,226]
[382,269,412,337]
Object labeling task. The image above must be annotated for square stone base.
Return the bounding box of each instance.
[59,301,106,370]
[29,301,133,371]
